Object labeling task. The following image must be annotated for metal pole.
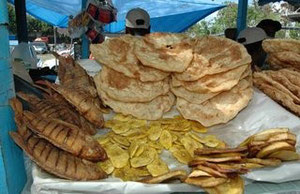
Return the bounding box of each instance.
[81,0,89,59]
[236,0,248,36]
[0,1,27,194]
[15,0,28,43]
[54,26,58,67]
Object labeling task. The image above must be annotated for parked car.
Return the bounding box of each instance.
[31,41,48,54]
[34,37,49,43]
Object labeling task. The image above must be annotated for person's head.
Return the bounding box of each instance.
[125,8,150,36]
[257,19,282,38]
[237,27,268,68]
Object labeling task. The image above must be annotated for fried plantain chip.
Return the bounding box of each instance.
[160,130,173,149]
[256,141,295,158]
[242,158,281,167]
[140,170,187,184]
[147,158,170,177]
[185,177,228,188]
[105,144,129,168]
[268,150,299,161]
[194,147,248,156]
[204,176,244,194]
[195,165,228,178]
[97,159,114,175]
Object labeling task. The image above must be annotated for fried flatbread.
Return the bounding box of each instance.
[262,39,300,54]
[90,35,170,82]
[94,66,169,103]
[174,36,251,81]
[176,78,253,127]
[253,72,300,116]
[172,64,250,93]
[134,33,193,72]
[97,87,175,120]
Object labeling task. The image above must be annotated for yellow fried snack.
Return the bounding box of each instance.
[148,123,163,141]
[160,130,173,149]
[204,176,244,194]
[170,146,193,164]
[130,148,157,168]
[147,158,169,177]
[105,144,129,168]
[98,159,115,175]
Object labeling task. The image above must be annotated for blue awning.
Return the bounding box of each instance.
[106,0,225,33]
[8,0,225,33]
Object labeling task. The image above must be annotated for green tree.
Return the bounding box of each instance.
[8,3,53,36]
[187,1,300,39]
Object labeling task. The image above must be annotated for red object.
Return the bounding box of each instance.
[98,8,114,24]
[86,28,99,41]
[87,3,98,19]
[34,37,49,43]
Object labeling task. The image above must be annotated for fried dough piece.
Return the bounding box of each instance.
[176,78,253,127]
[134,33,193,72]
[172,64,249,93]
[10,98,107,162]
[95,66,170,103]
[10,130,106,180]
[140,170,187,184]
[90,35,170,82]
[262,39,300,54]
[17,92,97,135]
[264,70,300,99]
[46,82,105,127]
[174,36,251,81]
[253,73,300,116]
[98,87,175,120]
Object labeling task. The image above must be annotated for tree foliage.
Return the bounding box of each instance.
[8,3,53,36]
[187,1,300,39]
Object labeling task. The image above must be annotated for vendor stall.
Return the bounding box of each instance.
[1,0,300,194]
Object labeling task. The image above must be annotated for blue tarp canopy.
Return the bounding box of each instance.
[7,0,225,32]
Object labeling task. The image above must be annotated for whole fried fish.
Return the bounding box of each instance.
[17,92,97,135]
[55,53,109,113]
[10,98,107,162]
[9,101,107,180]
[46,82,105,128]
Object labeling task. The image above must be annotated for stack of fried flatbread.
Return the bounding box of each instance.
[172,36,253,127]
[91,33,254,126]
[254,69,300,116]
[91,34,189,120]
[263,39,300,71]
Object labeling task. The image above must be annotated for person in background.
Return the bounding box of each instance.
[257,19,282,38]
[224,28,238,40]
[125,8,151,36]
[237,27,268,70]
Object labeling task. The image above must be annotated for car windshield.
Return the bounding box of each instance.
[32,42,45,47]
